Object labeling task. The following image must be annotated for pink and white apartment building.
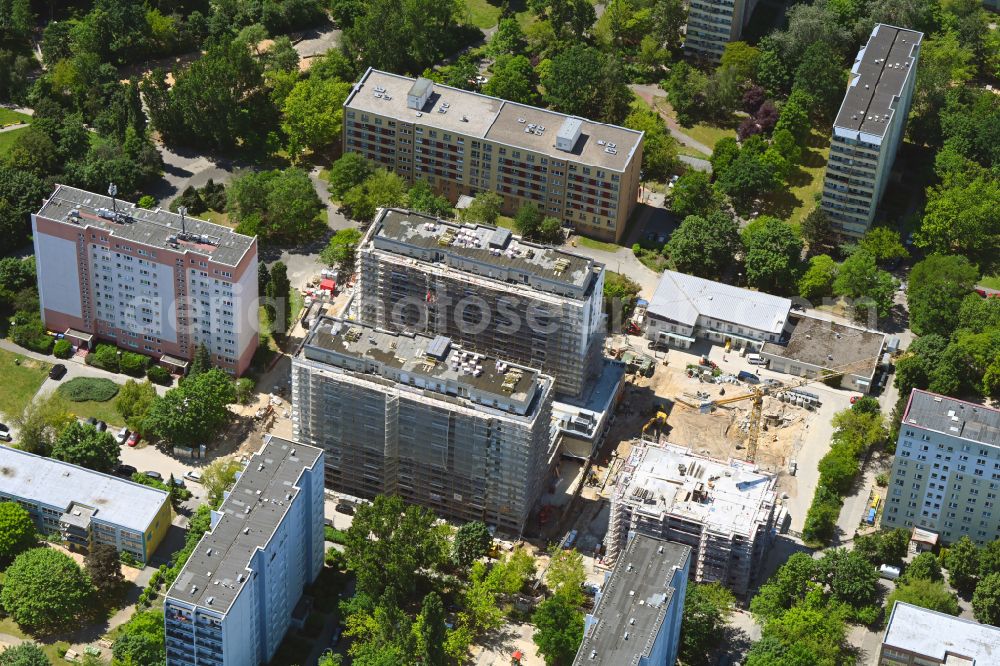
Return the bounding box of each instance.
[32,185,259,376]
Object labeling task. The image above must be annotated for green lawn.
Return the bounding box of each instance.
[64,397,124,428]
[0,126,28,157]
[0,347,52,421]
[574,236,620,252]
[648,97,738,154]
[461,0,535,29]
[0,108,30,126]
[759,128,831,226]
[198,210,232,228]
[980,276,1000,290]
[0,616,72,664]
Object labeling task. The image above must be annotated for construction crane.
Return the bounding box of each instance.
[677,356,884,463]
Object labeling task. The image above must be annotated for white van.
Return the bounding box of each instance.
[879,564,901,580]
[747,353,766,366]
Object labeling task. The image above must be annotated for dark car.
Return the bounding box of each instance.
[95,420,107,432]
[85,417,98,427]
[334,503,355,515]
[49,364,67,380]
[116,464,137,478]
[143,470,163,481]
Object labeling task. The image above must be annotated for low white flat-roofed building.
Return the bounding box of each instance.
[607,441,777,597]
[645,271,791,350]
[879,601,1000,665]
[0,445,171,562]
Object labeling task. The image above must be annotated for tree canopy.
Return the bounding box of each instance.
[665,212,740,280]
[0,548,96,633]
[51,420,120,474]
[741,217,803,294]
[0,501,35,564]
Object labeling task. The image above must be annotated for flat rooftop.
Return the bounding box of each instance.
[575,535,690,666]
[761,315,885,378]
[834,24,923,138]
[36,184,256,267]
[301,316,547,413]
[167,437,322,613]
[883,601,1000,663]
[553,358,626,439]
[371,208,600,297]
[614,442,776,538]
[0,445,168,533]
[648,271,790,335]
[904,390,1000,447]
[344,68,642,171]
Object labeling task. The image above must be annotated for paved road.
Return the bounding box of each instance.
[309,166,356,232]
[679,154,712,172]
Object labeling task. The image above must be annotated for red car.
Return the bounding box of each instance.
[126,432,140,447]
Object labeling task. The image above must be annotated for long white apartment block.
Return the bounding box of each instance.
[607,441,777,597]
[32,185,259,375]
[356,208,606,397]
[291,316,557,534]
[820,24,922,239]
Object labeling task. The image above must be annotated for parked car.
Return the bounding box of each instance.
[116,427,130,444]
[788,460,798,476]
[879,564,901,580]
[0,423,10,442]
[183,470,202,483]
[126,432,140,447]
[85,417,98,427]
[116,464,137,478]
[170,477,186,489]
[334,503,355,515]
[95,420,107,432]
[143,470,163,481]
[737,370,760,384]
[49,363,67,380]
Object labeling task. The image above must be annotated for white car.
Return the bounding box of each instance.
[183,470,202,484]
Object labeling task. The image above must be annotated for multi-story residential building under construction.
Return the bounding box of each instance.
[820,24,922,239]
[355,208,605,397]
[607,441,778,597]
[342,68,644,243]
[291,316,557,534]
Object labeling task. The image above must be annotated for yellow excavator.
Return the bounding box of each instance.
[677,356,884,463]
[641,409,669,440]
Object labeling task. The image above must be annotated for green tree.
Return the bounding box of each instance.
[774,89,812,145]
[623,104,678,181]
[907,254,979,337]
[188,344,212,378]
[0,643,49,666]
[84,543,124,596]
[144,369,235,447]
[604,271,641,326]
[710,136,741,176]
[200,458,244,507]
[320,228,363,273]
[945,535,981,593]
[407,180,453,218]
[887,578,960,618]
[665,212,740,280]
[715,152,779,214]
[343,495,447,605]
[412,592,447,666]
[545,548,586,606]
[489,17,528,57]
[453,521,493,567]
[532,593,584,666]
[10,393,74,457]
[460,191,504,226]
[542,45,631,123]
[0,501,35,564]
[858,227,908,264]
[343,0,464,73]
[228,168,324,243]
[144,38,277,152]
[919,176,1000,275]
[665,61,708,126]
[328,153,373,199]
[115,379,157,432]
[670,170,722,219]
[482,55,539,105]
[680,582,735,665]
[269,261,292,330]
[112,609,166,666]
[514,203,544,240]
[851,528,910,568]
[819,549,879,610]
[282,77,353,159]
[1,548,95,633]
[902,551,943,584]
[800,208,835,251]
[746,594,850,666]
[51,420,120,474]
[720,41,760,87]
[791,41,846,121]
[651,0,686,52]
[741,217,803,294]
[832,251,897,319]
[972,572,1000,626]
[798,254,838,301]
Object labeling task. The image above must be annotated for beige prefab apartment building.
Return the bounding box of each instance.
[685,0,761,61]
[291,317,557,534]
[342,68,644,243]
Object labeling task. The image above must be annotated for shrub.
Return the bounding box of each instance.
[234,377,255,404]
[52,339,73,359]
[57,377,120,402]
[10,311,53,354]
[119,551,140,568]
[86,343,120,372]
[146,364,172,385]
[875,472,889,487]
[324,526,347,544]
[119,351,149,376]
[136,195,157,209]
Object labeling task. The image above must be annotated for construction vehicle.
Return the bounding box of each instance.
[675,356,883,463]
[641,409,669,440]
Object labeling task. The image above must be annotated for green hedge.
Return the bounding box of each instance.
[146,365,172,385]
[120,351,149,376]
[86,343,120,372]
[57,377,120,402]
[53,339,73,359]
